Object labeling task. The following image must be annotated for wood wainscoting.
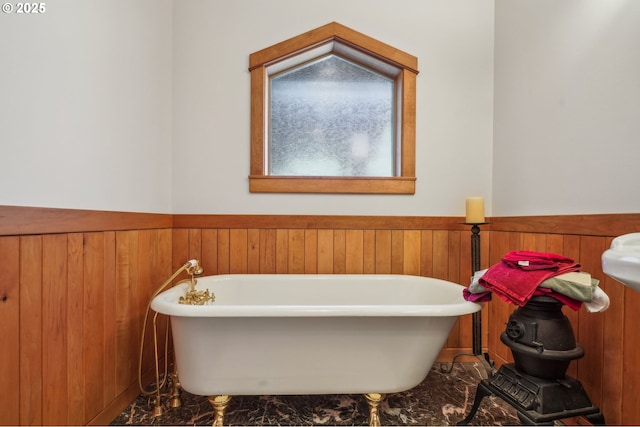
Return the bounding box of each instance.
[0,207,488,425]
[1,206,639,425]
[0,207,174,426]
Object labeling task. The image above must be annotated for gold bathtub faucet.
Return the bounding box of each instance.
[179,287,215,305]
[178,260,215,305]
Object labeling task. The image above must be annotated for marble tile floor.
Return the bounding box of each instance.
[111,362,520,426]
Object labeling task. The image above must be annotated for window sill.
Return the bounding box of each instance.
[249,176,416,194]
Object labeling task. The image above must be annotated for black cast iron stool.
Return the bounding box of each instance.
[457,363,605,426]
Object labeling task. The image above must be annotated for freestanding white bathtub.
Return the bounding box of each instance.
[151,274,481,426]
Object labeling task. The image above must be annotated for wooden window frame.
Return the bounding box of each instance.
[248,22,418,194]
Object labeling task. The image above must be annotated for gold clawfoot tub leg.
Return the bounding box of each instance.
[208,395,232,426]
[364,393,386,426]
[168,368,182,408]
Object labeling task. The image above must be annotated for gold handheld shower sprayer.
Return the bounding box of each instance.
[178,260,215,306]
[137,259,205,417]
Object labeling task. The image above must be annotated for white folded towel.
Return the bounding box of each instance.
[584,286,610,313]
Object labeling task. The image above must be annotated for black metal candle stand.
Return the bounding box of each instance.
[465,222,488,357]
[442,223,493,377]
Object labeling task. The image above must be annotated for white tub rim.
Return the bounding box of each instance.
[151,273,482,318]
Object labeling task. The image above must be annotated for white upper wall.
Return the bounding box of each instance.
[493,0,640,216]
[4,1,636,217]
[0,0,173,213]
[171,0,495,215]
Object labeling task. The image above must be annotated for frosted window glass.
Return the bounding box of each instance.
[269,55,395,177]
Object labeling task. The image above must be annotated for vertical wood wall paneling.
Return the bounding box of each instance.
[1,237,20,425]
[102,232,117,411]
[188,228,202,263]
[260,229,276,273]
[345,229,364,274]
[67,233,85,424]
[275,229,288,273]
[403,230,421,276]
[156,229,173,386]
[575,237,605,409]
[333,230,346,274]
[218,229,230,274]
[317,229,334,273]
[84,232,105,422]
[390,230,403,274]
[431,230,449,280]
[446,231,461,283]
[248,229,260,274]
[363,230,375,274]
[420,230,434,278]
[19,236,43,425]
[446,232,462,349]
[202,229,219,275]
[42,234,69,425]
[288,229,305,274]
[115,232,135,399]
[172,229,189,272]
[228,229,246,273]
[136,230,155,399]
[0,218,174,425]
[374,230,391,274]
[561,234,581,378]
[304,229,318,273]
[600,237,624,426]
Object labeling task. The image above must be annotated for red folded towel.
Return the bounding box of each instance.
[479,251,581,306]
[502,250,575,270]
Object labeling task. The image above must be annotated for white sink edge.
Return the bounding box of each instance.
[611,232,640,250]
[602,232,640,292]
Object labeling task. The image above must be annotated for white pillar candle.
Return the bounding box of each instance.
[465,197,485,223]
